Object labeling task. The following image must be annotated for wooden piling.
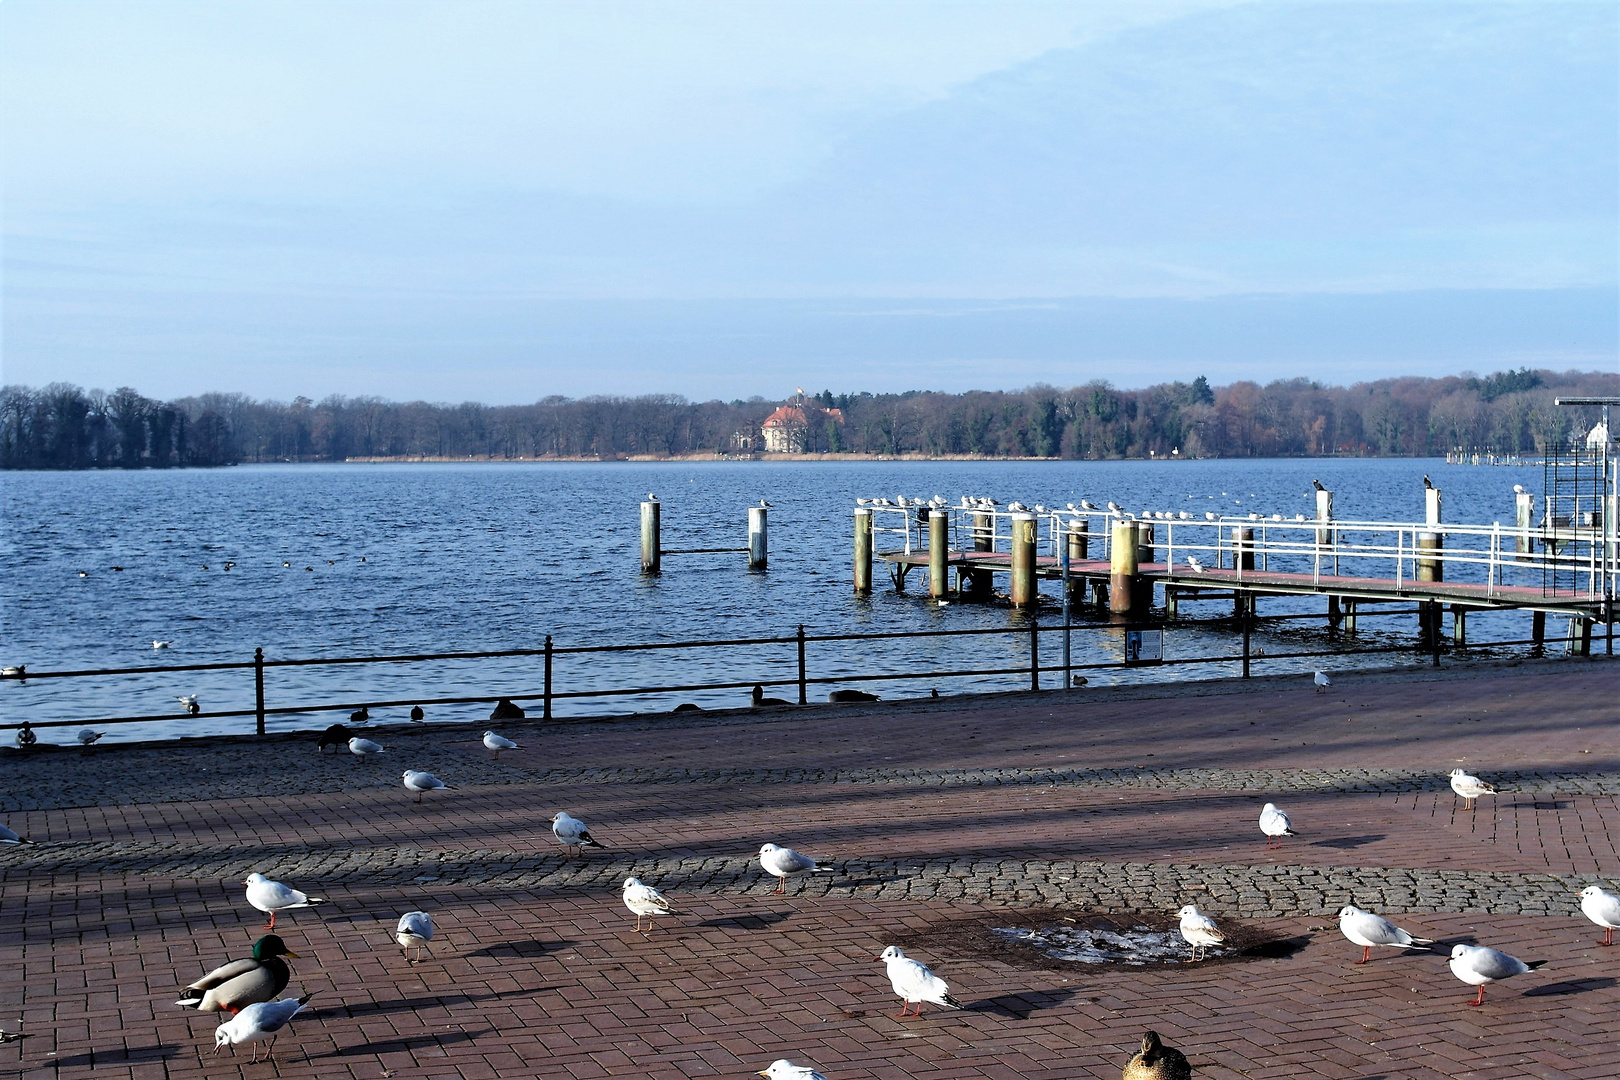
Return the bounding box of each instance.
[853,508,873,594]
[1343,598,1357,633]
[1010,513,1038,608]
[1065,519,1089,607]
[748,506,768,570]
[928,510,949,597]
[1514,490,1534,560]
[1416,532,1443,582]
[1231,526,1253,618]
[1315,488,1334,547]
[965,510,995,601]
[1109,520,1137,618]
[1327,594,1341,629]
[640,500,661,574]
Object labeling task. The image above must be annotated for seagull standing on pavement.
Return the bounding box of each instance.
[1449,768,1496,808]
[551,811,604,857]
[758,842,833,894]
[1447,944,1545,1005]
[1258,803,1297,849]
[878,946,963,1017]
[242,873,325,930]
[622,877,680,933]
[1313,670,1331,692]
[402,770,449,803]
[1578,886,1620,946]
[347,736,384,759]
[1176,905,1224,961]
[1336,905,1434,965]
[395,911,435,962]
[482,730,520,758]
[758,1061,828,1080]
[212,993,315,1062]
[0,823,35,844]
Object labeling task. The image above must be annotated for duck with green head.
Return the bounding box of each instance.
[176,935,299,1014]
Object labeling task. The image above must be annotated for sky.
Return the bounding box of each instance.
[3,0,1616,404]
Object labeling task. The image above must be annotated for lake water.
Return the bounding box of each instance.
[0,457,1555,742]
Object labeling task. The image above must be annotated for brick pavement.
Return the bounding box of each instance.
[1,658,1616,1079]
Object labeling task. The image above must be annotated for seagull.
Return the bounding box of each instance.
[646,492,658,502]
[0,823,36,844]
[1185,556,1205,574]
[1513,484,1526,494]
[759,499,774,508]
[282,561,291,567]
[1313,670,1331,692]
[757,1061,828,1080]
[77,729,104,747]
[1176,904,1224,961]
[212,992,315,1063]
[242,873,325,930]
[622,877,679,933]
[153,640,171,650]
[1106,501,1121,513]
[551,811,604,857]
[1294,513,1306,522]
[1259,803,1297,849]
[176,694,199,710]
[1179,511,1192,519]
[395,911,434,962]
[1578,886,1620,946]
[751,684,792,707]
[483,730,520,758]
[1123,1030,1192,1080]
[402,770,449,803]
[758,842,833,894]
[878,946,963,1017]
[1337,905,1434,965]
[177,935,298,1014]
[1449,768,1496,808]
[347,736,384,758]
[1447,943,1545,1005]
[1079,500,1096,511]
[0,1029,31,1044]
[1205,512,1217,521]
[409,705,425,722]
[856,498,871,506]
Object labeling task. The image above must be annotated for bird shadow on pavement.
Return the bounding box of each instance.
[312,1029,489,1058]
[1525,977,1616,997]
[696,912,791,930]
[1310,834,1385,849]
[462,938,578,958]
[44,1044,179,1069]
[965,987,1081,1019]
[307,987,557,1021]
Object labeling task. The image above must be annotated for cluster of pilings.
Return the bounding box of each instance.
[640,499,767,574]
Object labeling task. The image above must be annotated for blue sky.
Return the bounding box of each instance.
[3,1,1615,403]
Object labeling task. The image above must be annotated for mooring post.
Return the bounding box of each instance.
[1136,523,1155,569]
[1425,484,1443,527]
[1109,520,1138,618]
[254,647,265,736]
[1316,487,1335,573]
[748,506,768,570]
[1417,532,1443,582]
[1066,519,1088,608]
[853,508,873,594]
[1531,609,1546,646]
[1515,489,1534,560]
[796,624,807,703]
[543,634,553,719]
[1060,530,1072,685]
[1029,616,1040,691]
[965,510,994,600]
[1232,525,1253,618]
[640,500,661,574]
[1010,513,1038,608]
[928,510,949,597]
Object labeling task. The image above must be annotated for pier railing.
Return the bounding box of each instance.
[0,612,1591,739]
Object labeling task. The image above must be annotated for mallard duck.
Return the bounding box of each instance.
[177,935,298,1014]
[1123,1030,1191,1080]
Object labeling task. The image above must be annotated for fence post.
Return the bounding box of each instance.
[254,647,265,736]
[1029,617,1040,691]
[797,625,807,704]
[1241,613,1251,679]
[543,635,553,720]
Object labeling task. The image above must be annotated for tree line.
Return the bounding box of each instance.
[2,368,1614,470]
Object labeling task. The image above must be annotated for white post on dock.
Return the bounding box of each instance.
[748,505,768,570]
[1425,484,1442,527]
[1515,489,1534,561]
[853,508,873,593]
[1315,487,1334,568]
[640,500,661,574]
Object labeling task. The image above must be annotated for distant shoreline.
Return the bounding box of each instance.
[340,452,1074,463]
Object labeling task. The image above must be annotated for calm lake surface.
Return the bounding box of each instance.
[1,458,1553,741]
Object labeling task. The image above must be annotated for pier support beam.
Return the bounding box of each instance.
[1010,513,1038,608]
[640,500,661,574]
[1065,519,1089,607]
[1532,609,1546,646]
[1231,526,1253,617]
[1109,520,1138,619]
[1568,617,1593,656]
[1343,598,1357,633]
[967,510,995,601]
[748,506,768,570]
[1327,594,1341,631]
[1451,604,1467,646]
[853,509,873,594]
[928,510,949,598]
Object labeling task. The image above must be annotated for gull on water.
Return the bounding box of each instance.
[1578,885,1620,946]
[483,730,521,758]
[177,694,200,715]
[1448,943,1545,1005]
[1176,905,1224,961]
[213,993,315,1063]
[622,877,680,933]
[402,770,449,803]
[242,873,325,930]
[153,640,171,650]
[347,736,384,758]
[395,911,435,962]
[758,842,832,894]
[177,934,298,1014]
[1449,768,1496,808]
[878,946,963,1017]
[1336,905,1434,964]
[757,1060,828,1080]
[1258,803,1297,849]
[1123,1030,1192,1080]
[551,811,604,857]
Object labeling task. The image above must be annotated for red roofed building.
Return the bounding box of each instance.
[760,392,844,453]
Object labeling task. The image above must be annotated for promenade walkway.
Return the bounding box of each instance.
[2,659,1616,1079]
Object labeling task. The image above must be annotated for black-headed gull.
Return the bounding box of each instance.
[395,911,434,962]
[1336,905,1433,964]
[0,823,34,845]
[878,946,963,1017]
[483,731,520,758]
[242,873,325,930]
[622,877,679,933]
[758,842,832,894]
[1578,885,1620,946]
[402,770,449,803]
[1449,768,1496,808]
[1447,943,1545,1005]
[1176,904,1223,961]
[757,1060,828,1080]
[212,992,314,1062]
[77,728,104,747]
[551,811,603,857]
[1258,803,1297,850]
[1313,670,1331,692]
[1123,1030,1191,1080]
[347,736,383,758]
[177,934,297,1013]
